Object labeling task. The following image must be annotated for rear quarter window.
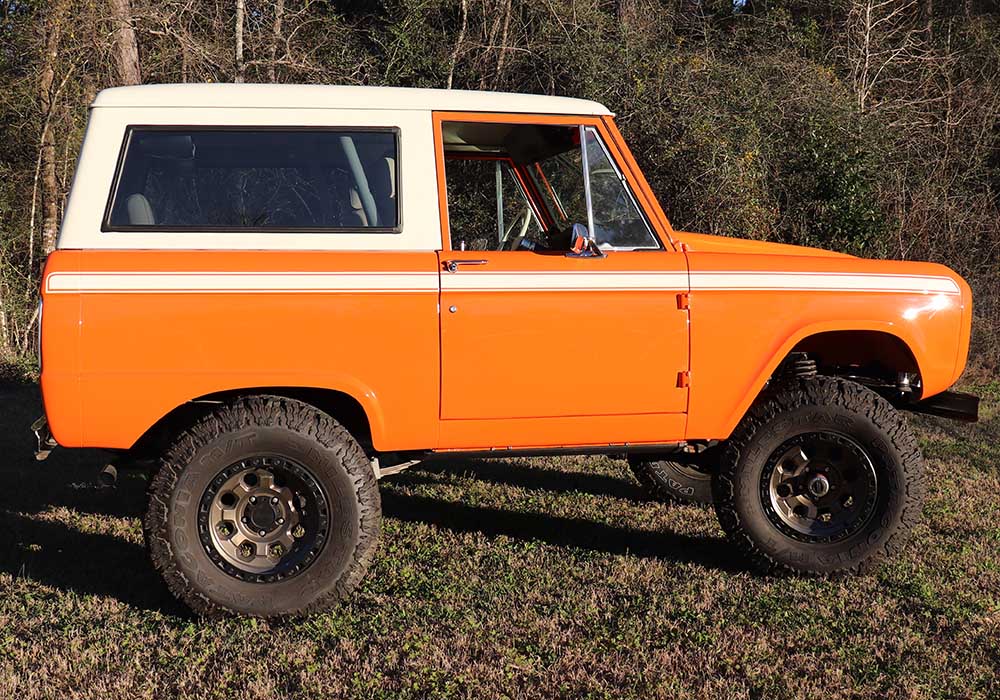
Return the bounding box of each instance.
[104,128,400,232]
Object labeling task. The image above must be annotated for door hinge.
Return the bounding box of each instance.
[677,370,691,388]
[676,292,690,310]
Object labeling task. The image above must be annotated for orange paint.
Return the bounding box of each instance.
[39,109,973,455]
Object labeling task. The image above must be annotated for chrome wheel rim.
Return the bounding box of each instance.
[759,432,879,543]
[198,456,330,583]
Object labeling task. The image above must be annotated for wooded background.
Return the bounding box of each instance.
[1,0,997,371]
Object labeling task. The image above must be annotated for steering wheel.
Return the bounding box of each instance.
[500,205,534,251]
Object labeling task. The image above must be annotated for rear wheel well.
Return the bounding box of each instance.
[129,387,374,460]
[784,330,921,395]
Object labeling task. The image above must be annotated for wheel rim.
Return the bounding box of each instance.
[198,456,330,583]
[759,432,879,543]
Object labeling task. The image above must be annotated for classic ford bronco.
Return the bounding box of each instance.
[35,84,978,617]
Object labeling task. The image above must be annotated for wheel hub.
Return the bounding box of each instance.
[807,473,830,498]
[246,498,282,534]
[760,433,879,543]
[198,456,330,583]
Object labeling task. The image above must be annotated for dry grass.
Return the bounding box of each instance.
[1,379,998,699]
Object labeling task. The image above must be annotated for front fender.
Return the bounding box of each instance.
[683,252,968,440]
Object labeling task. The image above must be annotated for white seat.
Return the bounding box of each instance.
[126,193,155,225]
[347,188,368,227]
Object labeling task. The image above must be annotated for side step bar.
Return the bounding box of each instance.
[903,391,980,423]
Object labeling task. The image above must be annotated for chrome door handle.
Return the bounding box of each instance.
[444,259,488,273]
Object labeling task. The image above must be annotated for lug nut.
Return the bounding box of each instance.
[217,522,233,538]
[842,495,854,508]
[292,524,306,538]
[268,543,285,559]
[819,511,832,523]
[239,542,255,558]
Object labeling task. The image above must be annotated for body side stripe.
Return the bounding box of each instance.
[44,270,961,295]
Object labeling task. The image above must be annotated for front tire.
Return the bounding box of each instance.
[713,377,924,576]
[144,396,381,617]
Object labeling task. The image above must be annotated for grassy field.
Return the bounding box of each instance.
[1,379,998,699]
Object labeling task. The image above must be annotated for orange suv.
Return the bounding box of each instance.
[34,84,978,617]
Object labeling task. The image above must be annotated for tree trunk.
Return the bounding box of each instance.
[109,0,142,85]
[39,3,67,256]
[235,0,246,83]
[268,0,285,83]
[0,275,9,358]
[494,0,513,89]
[446,0,468,89]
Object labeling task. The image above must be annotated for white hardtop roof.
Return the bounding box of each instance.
[91,84,613,116]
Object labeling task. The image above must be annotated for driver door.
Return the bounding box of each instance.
[435,113,689,449]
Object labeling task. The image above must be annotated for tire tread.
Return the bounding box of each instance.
[143,395,380,618]
[713,377,924,576]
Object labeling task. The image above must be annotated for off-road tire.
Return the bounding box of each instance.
[628,458,713,504]
[144,396,380,617]
[713,377,924,575]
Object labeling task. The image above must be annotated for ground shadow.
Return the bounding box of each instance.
[381,490,740,572]
[1,379,740,611]
[1,380,181,613]
[0,382,146,519]
[1,510,189,616]
[395,457,653,502]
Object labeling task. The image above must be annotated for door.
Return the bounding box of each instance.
[435,115,689,439]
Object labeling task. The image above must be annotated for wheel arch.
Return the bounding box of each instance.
[128,385,381,459]
[720,322,925,438]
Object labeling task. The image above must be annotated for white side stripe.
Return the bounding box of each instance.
[689,272,960,295]
[45,272,439,294]
[44,270,961,295]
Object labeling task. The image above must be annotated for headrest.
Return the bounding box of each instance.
[369,156,396,199]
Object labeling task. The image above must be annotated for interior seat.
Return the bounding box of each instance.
[125,193,155,226]
[347,188,369,227]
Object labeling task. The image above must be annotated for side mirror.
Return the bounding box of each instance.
[566,222,605,258]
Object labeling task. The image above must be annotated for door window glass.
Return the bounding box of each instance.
[445,158,543,251]
[440,120,659,251]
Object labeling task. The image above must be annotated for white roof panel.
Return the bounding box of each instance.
[91,84,613,116]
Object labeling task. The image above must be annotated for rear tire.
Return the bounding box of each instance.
[713,377,924,575]
[144,396,380,617]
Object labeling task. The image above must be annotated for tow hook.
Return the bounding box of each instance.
[31,416,58,461]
